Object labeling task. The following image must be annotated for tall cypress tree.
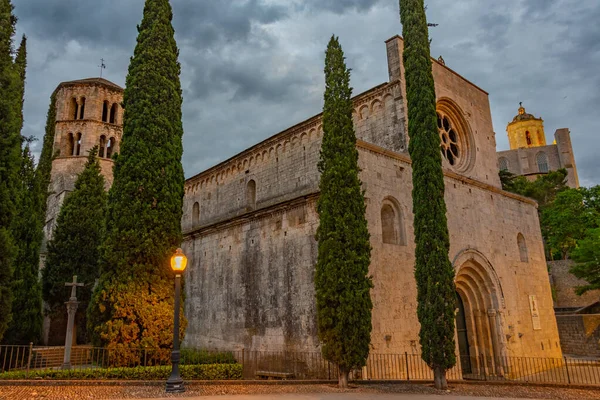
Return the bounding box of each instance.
[4,36,43,344]
[42,147,106,343]
[315,35,373,389]
[0,0,20,342]
[399,0,456,389]
[36,91,58,217]
[5,142,44,344]
[88,0,185,362]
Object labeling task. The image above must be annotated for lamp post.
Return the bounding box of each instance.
[166,248,188,393]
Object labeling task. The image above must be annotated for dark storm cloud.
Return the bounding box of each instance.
[12,0,600,186]
[297,0,388,14]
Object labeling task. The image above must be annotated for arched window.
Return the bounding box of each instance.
[381,198,406,245]
[246,180,256,211]
[66,132,74,156]
[71,98,79,120]
[79,97,86,119]
[99,135,106,158]
[102,101,109,122]
[517,233,528,262]
[106,137,115,159]
[498,157,509,171]
[110,103,118,124]
[525,131,532,146]
[75,132,82,156]
[192,202,200,226]
[536,152,549,173]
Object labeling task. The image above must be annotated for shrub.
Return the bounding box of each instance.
[0,363,242,380]
[180,348,237,365]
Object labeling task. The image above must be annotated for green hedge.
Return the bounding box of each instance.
[0,363,242,380]
[180,348,237,365]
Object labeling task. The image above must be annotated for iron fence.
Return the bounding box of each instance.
[1,345,599,386]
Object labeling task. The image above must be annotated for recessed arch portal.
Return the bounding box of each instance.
[453,249,507,377]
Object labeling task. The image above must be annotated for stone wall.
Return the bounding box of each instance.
[549,260,600,309]
[182,80,406,233]
[182,196,320,351]
[556,314,600,357]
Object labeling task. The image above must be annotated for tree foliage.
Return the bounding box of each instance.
[36,91,58,218]
[500,169,568,208]
[5,143,44,344]
[399,0,456,389]
[42,147,107,343]
[0,0,21,341]
[315,35,373,388]
[88,0,185,359]
[4,37,44,344]
[570,227,600,295]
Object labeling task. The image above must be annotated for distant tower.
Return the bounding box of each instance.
[43,78,124,244]
[40,78,123,345]
[506,103,546,149]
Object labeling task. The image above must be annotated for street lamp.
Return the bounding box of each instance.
[166,248,188,393]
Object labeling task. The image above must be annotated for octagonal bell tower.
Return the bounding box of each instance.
[43,78,124,243]
[506,103,546,149]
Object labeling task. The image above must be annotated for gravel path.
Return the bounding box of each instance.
[1,382,599,400]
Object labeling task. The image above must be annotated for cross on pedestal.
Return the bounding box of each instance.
[62,275,85,370]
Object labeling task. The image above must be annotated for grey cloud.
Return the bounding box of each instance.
[303,0,388,14]
[12,0,600,186]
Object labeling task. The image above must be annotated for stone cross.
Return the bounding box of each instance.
[62,275,85,370]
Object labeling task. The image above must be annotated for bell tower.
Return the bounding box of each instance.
[506,103,546,149]
[43,78,124,243]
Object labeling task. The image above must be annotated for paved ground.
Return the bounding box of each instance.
[150,394,542,400]
[1,382,600,400]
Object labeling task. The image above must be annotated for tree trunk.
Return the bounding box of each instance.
[433,366,448,390]
[338,366,349,388]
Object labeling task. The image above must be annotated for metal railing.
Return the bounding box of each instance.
[2,345,599,386]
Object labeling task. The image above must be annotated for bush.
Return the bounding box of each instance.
[180,348,237,365]
[0,363,242,380]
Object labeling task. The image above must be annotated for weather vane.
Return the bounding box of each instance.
[98,58,106,78]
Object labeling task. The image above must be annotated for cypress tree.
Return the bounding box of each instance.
[399,0,457,389]
[0,0,20,342]
[36,91,58,217]
[4,36,44,344]
[88,0,185,362]
[5,142,44,344]
[42,147,106,343]
[315,35,373,389]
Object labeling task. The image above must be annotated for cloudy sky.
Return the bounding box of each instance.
[13,0,600,186]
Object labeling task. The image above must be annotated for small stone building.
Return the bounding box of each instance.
[180,35,564,375]
[497,104,579,188]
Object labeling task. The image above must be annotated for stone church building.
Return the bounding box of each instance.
[179,35,563,365]
[43,36,565,371]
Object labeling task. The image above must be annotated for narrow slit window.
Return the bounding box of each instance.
[102,101,109,122]
[99,135,106,158]
[75,132,82,156]
[79,97,86,119]
[110,103,118,124]
[192,202,200,226]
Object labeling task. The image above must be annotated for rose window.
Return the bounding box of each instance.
[437,112,461,167]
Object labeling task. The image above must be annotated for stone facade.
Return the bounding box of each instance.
[41,78,123,345]
[497,105,579,188]
[180,35,563,368]
[549,260,600,310]
[556,314,600,357]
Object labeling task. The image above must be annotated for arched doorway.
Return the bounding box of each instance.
[453,250,507,378]
[456,292,472,374]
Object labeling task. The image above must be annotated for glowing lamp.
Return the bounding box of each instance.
[170,248,188,273]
